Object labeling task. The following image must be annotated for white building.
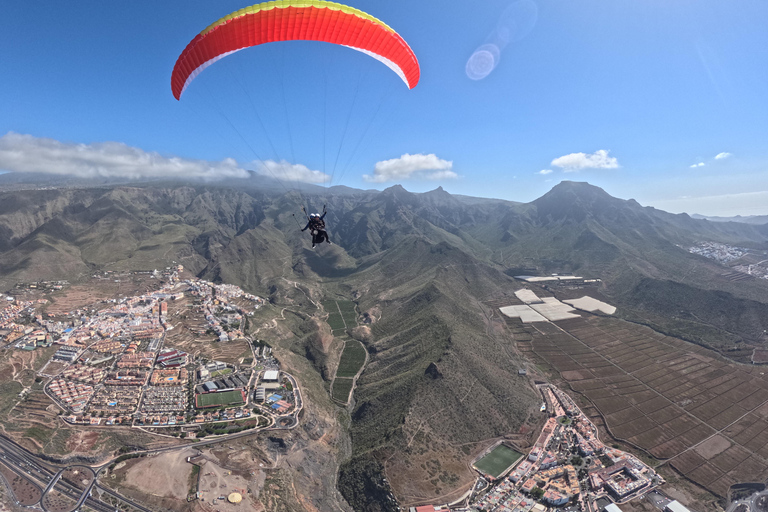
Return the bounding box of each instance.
[261,370,281,390]
[665,501,691,512]
[263,370,279,382]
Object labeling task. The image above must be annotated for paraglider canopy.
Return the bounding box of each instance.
[171,0,420,100]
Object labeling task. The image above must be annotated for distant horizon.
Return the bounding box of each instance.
[1,168,767,219]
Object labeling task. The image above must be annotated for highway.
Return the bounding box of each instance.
[0,367,304,511]
[0,434,151,512]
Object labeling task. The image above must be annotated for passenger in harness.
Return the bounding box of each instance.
[301,208,332,248]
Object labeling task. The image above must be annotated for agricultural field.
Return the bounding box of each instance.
[473,444,522,480]
[325,299,367,404]
[336,300,357,326]
[0,350,78,456]
[332,378,354,404]
[322,300,347,332]
[336,340,367,378]
[523,313,768,497]
[196,390,246,408]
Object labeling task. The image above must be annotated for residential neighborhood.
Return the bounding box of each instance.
[0,268,301,434]
[444,384,664,512]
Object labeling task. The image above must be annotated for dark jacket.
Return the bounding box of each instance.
[302,212,326,231]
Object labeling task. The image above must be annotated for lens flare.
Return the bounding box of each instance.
[465,0,538,81]
[466,44,501,81]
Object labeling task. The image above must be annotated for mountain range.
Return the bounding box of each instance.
[2,173,768,509]
[691,213,768,225]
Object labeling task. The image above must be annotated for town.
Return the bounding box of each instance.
[411,383,688,512]
[0,273,704,512]
[688,242,768,281]
[0,267,301,434]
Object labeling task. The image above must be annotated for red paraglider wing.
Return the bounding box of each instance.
[171,1,420,100]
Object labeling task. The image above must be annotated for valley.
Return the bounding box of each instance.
[0,179,767,512]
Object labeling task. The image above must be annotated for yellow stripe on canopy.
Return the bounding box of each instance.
[200,0,395,37]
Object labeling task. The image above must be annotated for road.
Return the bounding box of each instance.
[726,490,768,512]
[0,366,304,511]
[0,434,151,512]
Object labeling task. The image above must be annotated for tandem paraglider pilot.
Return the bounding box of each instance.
[302,209,332,249]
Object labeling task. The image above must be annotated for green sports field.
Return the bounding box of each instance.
[195,389,245,408]
[474,444,522,479]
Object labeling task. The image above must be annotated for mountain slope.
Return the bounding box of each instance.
[3,179,768,509]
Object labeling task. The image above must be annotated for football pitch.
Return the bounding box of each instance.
[195,389,245,408]
[474,444,522,479]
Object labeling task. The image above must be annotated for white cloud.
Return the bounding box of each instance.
[714,152,732,160]
[690,162,705,168]
[254,160,330,184]
[550,149,619,172]
[363,153,456,183]
[0,132,249,180]
[537,169,553,175]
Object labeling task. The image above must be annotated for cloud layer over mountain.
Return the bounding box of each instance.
[0,132,249,180]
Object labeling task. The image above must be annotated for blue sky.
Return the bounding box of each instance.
[1,1,767,215]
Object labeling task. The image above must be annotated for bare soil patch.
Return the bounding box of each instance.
[195,451,256,511]
[39,360,68,376]
[120,448,196,501]
[695,434,732,459]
